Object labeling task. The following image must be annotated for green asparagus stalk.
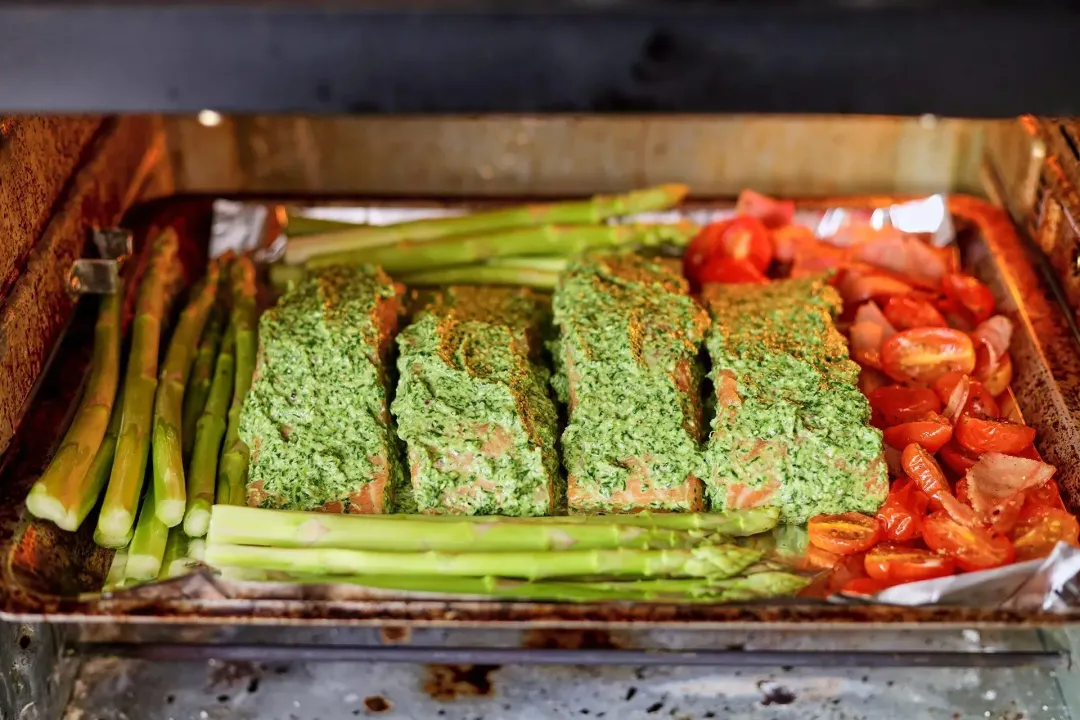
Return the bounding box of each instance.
[283,184,689,265]
[216,257,257,508]
[183,325,235,537]
[83,386,128,547]
[207,505,728,553]
[224,570,810,603]
[159,527,205,579]
[205,543,763,580]
[153,262,222,527]
[371,508,779,536]
[125,483,169,581]
[305,222,699,273]
[26,289,123,531]
[102,547,130,592]
[282,213,358,238]
[97,230,181,542]
[181,304,224,462]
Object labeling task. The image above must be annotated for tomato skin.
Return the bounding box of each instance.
[954,415,1037,455]
[882,412,953,453]
[883,295,948,330]
[1010,508,1080,562]
[699,256,769,285]
[922,512,1016,572]
[979,352,1013,397]
[1022,479,1067,517]
[803,543,842,571]
[865,543,956,582]
[841,577,896,596]
[684,216,772,284]
[942,273,996,325]
[876,479,930,542]
[880,327,976,384]
[901,443,978,526]
[867,385,942,428]
[939,438,981,476]
[808,512,883,555]
[932,373,999,418]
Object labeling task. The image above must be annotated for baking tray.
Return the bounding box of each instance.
[3,194,1080,630]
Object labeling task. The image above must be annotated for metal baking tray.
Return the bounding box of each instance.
[3,194,1080,629]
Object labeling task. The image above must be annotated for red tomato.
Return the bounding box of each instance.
[876,479,931,542]
[858,366,890,396]
[865,543,955,582]
[867,385,942,427]
[883,295,948,331]
[840,577,896,596]
[953,415,1037,455]
[882,412,953,453]
[955,476,971,504]
[1010,508,1080,562]
[804,544,842,571]
[932,373,999,418]
[808,512,883,555]
[922,513,1016,572]
[825,552,870,594]
[942,273,996,325]
[684,223,728,283]
[939,439,981,475]
[902,443,978,527]
[979,352,1014,397]
[880,328,976,384]
[984,492,1026,536]
[684,216,772,283]
[1022,479,1067,517]
[735,190,796,230]
[699,256,769,285]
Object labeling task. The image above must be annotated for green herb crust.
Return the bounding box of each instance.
[392,287,560,516]
[702,275,887,524]
[240,266,404,513]
[551,253,710,513]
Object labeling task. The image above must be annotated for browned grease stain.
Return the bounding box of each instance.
[363,695,393,713]
[379,626,411,644]
[522,628,625,650]
[423,664,499,701]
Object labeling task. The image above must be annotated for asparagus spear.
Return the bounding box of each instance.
[181,304,224,463]
[305,222,699,273]
[26,288,123,531]
[283,214,358,238]
[125,483,169,581]
[369,508,779,535]
[204,543,763,580]
[153,262,222,527]
[216,257,257,507]
[283,185,689,265]
[183,324,235,537]
[208,505,728,553]
[97,230,181,542]
[159,527,205,579]
[102,547,130,592]
[400,263,562,289]
[222,570,810,603]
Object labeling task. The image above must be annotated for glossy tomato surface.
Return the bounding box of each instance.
[880,327,976,384]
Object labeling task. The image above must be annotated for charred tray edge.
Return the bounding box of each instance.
[2,194,1079,629]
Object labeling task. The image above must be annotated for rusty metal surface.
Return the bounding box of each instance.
[3,194,1080,631]
[0,115,167,456]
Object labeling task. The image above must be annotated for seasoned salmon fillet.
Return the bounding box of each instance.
[551,253,709,513]
[240,266,404,513]
[702,275,887,523]
[392,287,560,516]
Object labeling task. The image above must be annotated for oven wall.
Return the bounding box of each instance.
[162,115,997,198]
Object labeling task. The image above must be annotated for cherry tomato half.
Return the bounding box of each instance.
[684,216,772,283]
[954,415,1036,455]
[865,543,955,582]
[804,544,842,571]
[979,352,1014,397]
[882,412,953,453]
[808,512,883,555]
[939,438,981,475]
[942,273,996,325]
[699,256,769,285]
[1010,508,1080,562]
[876,479,931,542]
[902,443,978,527]
[883,295,948,331]
[922,512,1016,572]
[1022,479,1067,517]
[867,385,942,428]
[880,327,976,384]
[932,373,1000,419]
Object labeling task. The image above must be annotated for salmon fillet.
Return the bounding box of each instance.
[392,287,560,516]
[240,266,404,513]
[702,275,887,523]
[551,253,709,513]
